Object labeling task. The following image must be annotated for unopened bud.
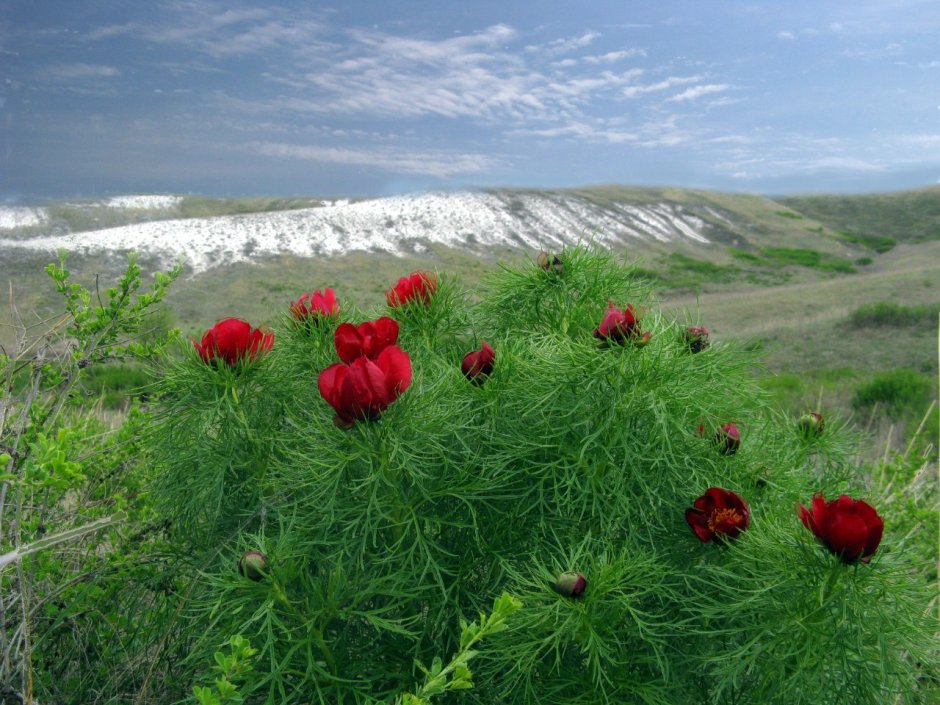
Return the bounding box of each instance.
[715,423,740,455]
[537,251,564,275]
[553,571,587,598]
[238,551,268,581]
[797,411,825,437]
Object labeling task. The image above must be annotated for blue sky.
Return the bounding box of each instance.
[2,0,940,200]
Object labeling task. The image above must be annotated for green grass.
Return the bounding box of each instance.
[759,246,857,273]
[834,230,897,253]
[849,301,940,327]
[852,368,936,420]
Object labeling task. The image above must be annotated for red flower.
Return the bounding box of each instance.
[684,325,710,353]
[461,341,496,384]
[594,301,640,344]
[386,271,437,307]
[290,288,339,323]
[317,346,412,425]
[334,317,399,363]
[716,422,741,454]
[685,487,750,543]
[798,494,884,564]
[193,318,274,366]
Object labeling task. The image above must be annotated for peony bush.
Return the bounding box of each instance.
[143,247,936,705]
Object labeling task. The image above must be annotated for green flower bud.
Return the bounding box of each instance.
[553,571,587,598]
[238,551,268,581]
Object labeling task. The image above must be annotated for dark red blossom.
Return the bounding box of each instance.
[193,318,273,366]
[317,346,412,425]
[461,341,496,384]
[334,317,399,363]
[386,271,437,307]
[537,251,564,275]
[593,301,641,344]
[685,487,750,543]
[553,571,587,598]
[798,494,884,564]
[290,288,339,323]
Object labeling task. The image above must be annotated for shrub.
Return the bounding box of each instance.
[135,247,938,705]
[852,368,935,419]
[850,301,940,328]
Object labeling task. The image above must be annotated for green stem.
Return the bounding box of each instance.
[273,582,337,674]
[819,559,843,607]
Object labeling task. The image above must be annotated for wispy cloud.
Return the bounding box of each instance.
[249,141,500,176]
[45,63,121,80]
[667,84,732,102]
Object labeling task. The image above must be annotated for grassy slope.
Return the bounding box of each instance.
[780,186,940,243]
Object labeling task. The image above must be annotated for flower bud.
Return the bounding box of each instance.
[238,551,268,581]
[797,411,825,437]
[537,251,564,275]
[684,325,709,353]
[715,422,740,455]
[553,571,587,598]
[0,452,11,468]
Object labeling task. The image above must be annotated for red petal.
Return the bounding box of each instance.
[334,323,363,363]
[825,512,868,562]
[318,363,348,411]
[797,503,813,531]
[685,509,712,542]
[376,345,412,399]
[372,316,399,349]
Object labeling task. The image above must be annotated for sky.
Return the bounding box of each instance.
[2,0,940,201]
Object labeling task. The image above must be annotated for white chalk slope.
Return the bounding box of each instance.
[0,191,713,272]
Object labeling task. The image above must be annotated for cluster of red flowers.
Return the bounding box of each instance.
[193,263,884,568]
[318,317,413,427]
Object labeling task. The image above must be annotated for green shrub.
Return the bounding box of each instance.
[727,247,764,264]
[850,301,940,328]
[760,247,857,273]
[835,230,897,253]
[134,248,938,705]
[855,256,873,266]
[852,368,935,419]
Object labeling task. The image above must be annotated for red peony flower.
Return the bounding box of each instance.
[797,494,884,564]
[685,487,750,543]
[334,317,399,363]
[553,571,587,598]
[386,271,437,307]
[317,346,412,425]
[715,422,741,454]
[798,411,825,437]
[684,325,710,353]
[461,341,496,384]
[594,301,641,344]
[290,288,339,323]
[193,318,274,366]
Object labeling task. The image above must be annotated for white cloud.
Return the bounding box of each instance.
[582,49,646,63]
[622,75,701,98]
[249,141,499,176]
[667,84,731,102]
[45,63,121,80]
[777,31,796,40]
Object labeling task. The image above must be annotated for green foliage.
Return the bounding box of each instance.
[726,247,764,264]
[835,230,897,253]
[774,210,803,219]
[399,593,522,705]
[852,369,935,419]
[759,247,857,273]
[131,246,937,705]
[193,635,258,705]
[849,301,940,328]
